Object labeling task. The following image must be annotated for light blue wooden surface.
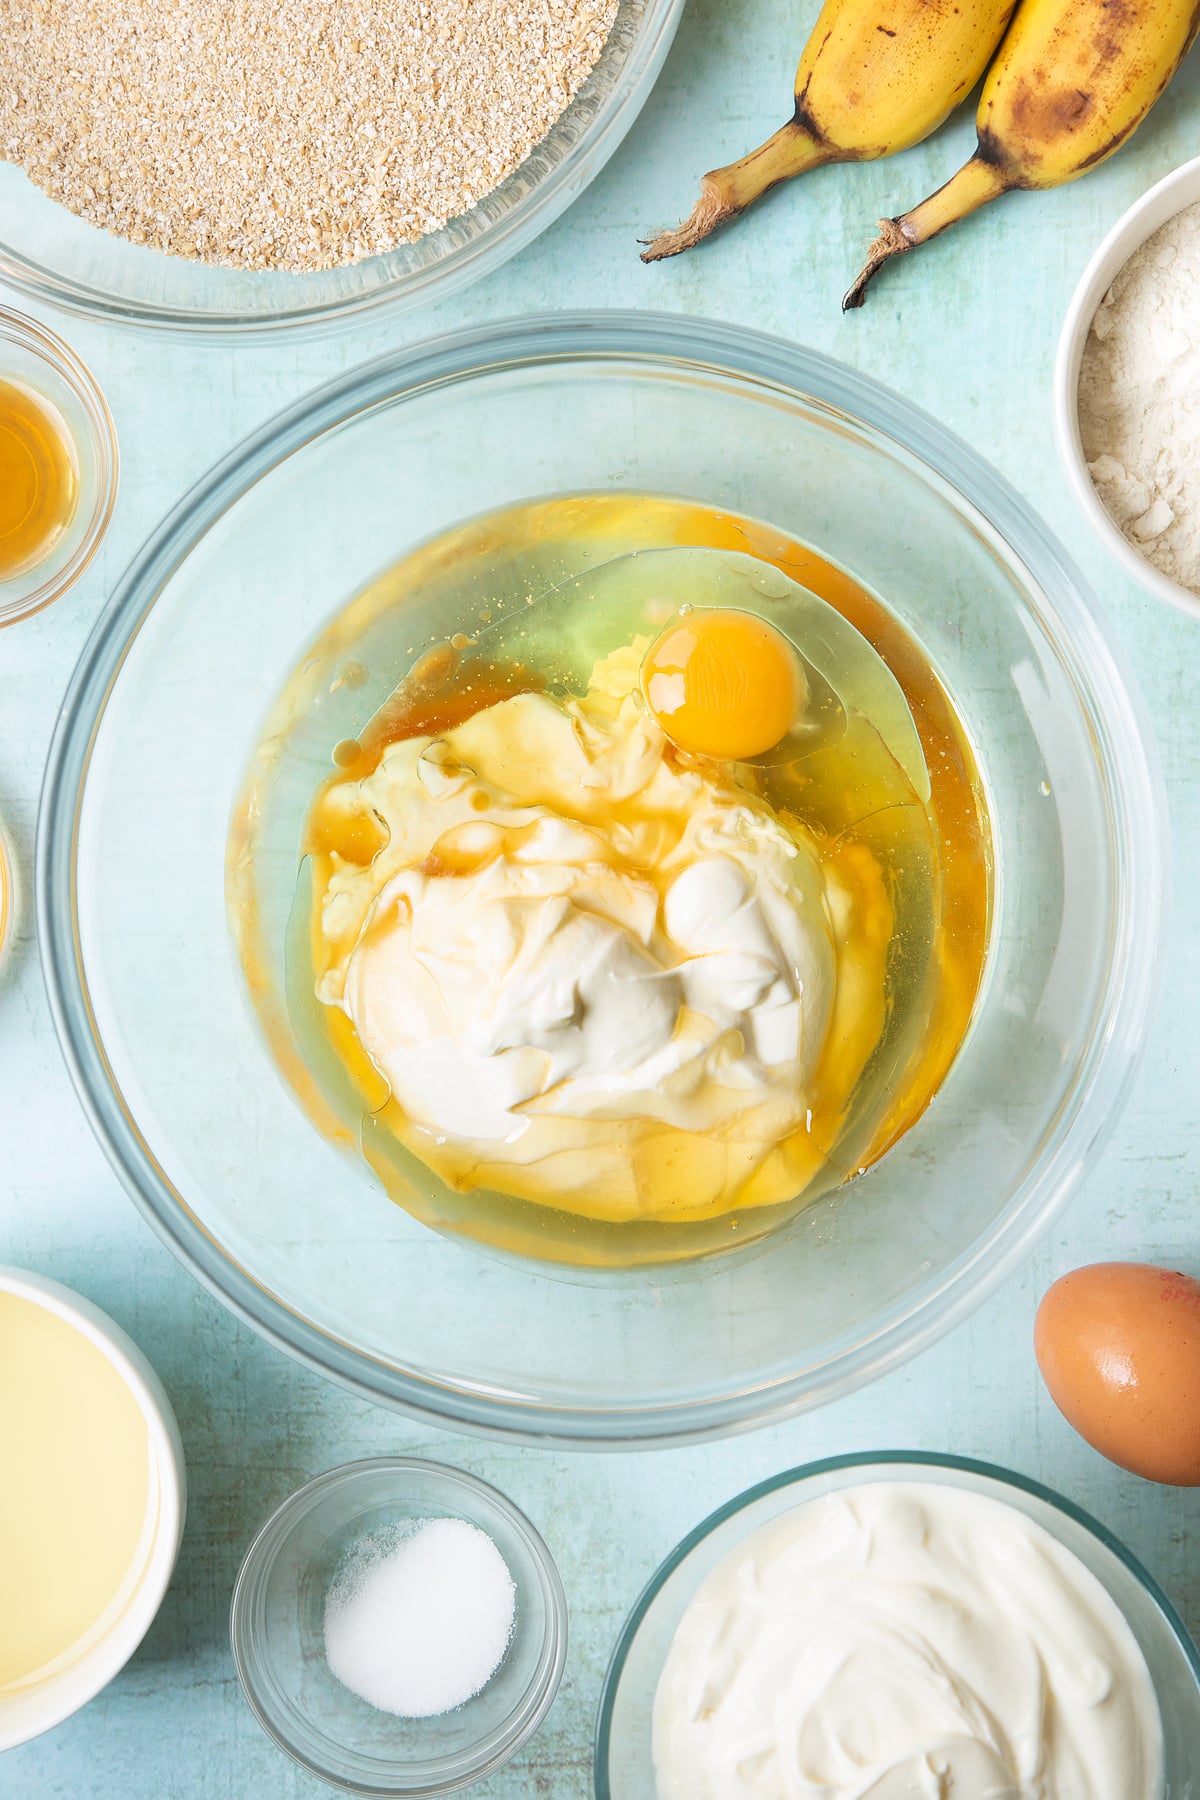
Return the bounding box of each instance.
[3,1,1200,1792]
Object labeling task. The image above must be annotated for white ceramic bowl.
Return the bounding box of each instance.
[0,1267,186,1750]
[1054,153,1200,621]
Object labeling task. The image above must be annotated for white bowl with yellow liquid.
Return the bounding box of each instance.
[0,1267,186,1749]
[37,313,1163,1446]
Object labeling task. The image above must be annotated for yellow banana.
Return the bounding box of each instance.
[844,0,1200,305]
[641,0,1018,262]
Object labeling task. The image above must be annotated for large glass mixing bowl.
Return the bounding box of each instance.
[38,313,1164,1446]
[0,0,681,336]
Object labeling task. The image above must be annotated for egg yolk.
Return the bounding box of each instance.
[641,609,804,760]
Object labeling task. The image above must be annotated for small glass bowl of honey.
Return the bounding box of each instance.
[0,307,118,627]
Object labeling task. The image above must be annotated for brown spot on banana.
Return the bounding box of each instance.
[1005,76,1095,145]
[794,37,833,116]
[1074,62,1185,166]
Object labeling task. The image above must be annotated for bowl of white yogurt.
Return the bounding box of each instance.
[1055,153,1200,620]
[596,1452,1200,1798]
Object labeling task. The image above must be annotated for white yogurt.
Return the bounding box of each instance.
[653,1482,1163,1800]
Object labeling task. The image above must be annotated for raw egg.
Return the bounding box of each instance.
[641,608,804,760]
[1035,1261,1200,1485]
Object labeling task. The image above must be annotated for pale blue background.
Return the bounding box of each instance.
[3,0,1199,1792]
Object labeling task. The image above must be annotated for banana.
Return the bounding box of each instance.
[844,0,1200,306]
[640,0,1018,262]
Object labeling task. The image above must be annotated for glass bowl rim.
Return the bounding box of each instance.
[593,1447,1200,1797]
[0,0,685,340]
[36,308,1167,1447]
[229,1455,568,1796]
[0,304,119,626]
[0,806,14,972]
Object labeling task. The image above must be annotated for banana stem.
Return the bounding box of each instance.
[641,120,830,262]
[842,154,1011,309]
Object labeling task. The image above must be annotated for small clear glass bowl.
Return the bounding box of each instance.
[0,307,118,626]
[230,1458,568,1795]
[595,1452,1200,1798]
[0,0,683,338]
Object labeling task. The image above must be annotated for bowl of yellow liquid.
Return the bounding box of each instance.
[37,313,1163,1445]
[0,1267,185,1748]
[0,308,118,627]
[0,811,15,976]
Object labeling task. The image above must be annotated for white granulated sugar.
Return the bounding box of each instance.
[0,0,619,272]
[324,1518,516,1718]
[1078,199,1200,594]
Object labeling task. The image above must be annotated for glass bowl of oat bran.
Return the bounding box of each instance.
[0,0,683,336]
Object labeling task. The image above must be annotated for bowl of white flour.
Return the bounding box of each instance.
[1055,153,1200,621]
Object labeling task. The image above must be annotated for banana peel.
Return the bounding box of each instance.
[844,0,1200,307]
[641,0,1018,262]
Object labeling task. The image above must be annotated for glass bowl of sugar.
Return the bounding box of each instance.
[230,1458,567,1795]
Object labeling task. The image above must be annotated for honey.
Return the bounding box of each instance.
[230,493,992,1268]
[0,378,78,582]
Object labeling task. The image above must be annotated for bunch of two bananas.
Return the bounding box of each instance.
[642,0,1198,304]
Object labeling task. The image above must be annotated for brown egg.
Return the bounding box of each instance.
[1035,1262,1200,1486]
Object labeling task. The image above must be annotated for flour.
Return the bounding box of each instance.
[1077,199,1200,594]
